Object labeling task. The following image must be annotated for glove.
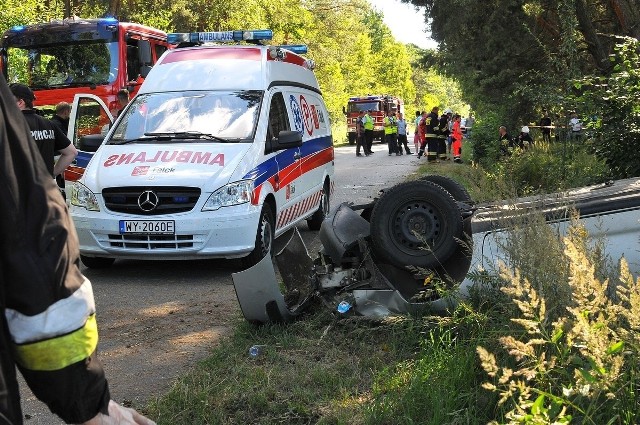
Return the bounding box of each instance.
[82,400,156,425]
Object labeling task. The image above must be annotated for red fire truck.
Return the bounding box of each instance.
[344,94,404,144]
[0,17,173,181]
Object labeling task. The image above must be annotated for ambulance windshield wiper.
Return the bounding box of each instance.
[144,131,231,143]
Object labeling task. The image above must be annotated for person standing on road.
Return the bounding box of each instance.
[451,114,463,162]
[1,75,156,425]
[362,109,374,155]
[384,109,398,155]
[413,110,421,153]
[396,112,412,155]
[418,107,439,161]
[10,83,77,179]
[437,109,451,161]
[355,110,365,157]
[51,101,71,135]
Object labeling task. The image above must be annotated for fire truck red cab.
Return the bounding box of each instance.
[1,17,173,182]
[344,94,404,144]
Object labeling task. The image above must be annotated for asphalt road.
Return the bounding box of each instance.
[18,143,421,424]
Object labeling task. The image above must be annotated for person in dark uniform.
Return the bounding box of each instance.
[539,110,552,143]
[51,101,71,135]
[499,125,515,156]
[1,76,156,424]
[418,106,440,162]
[437,110,451,161]
[115,88,130,118]
[10,83,77,178]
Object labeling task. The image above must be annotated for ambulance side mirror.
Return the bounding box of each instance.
[266,130,302,154]
[79,134,105,153]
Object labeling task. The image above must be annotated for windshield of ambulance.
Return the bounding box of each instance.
[109,90,262,144]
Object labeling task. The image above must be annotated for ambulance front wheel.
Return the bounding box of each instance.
[307,182,330,231]
[80,255,115,269]
[243,206,275,268]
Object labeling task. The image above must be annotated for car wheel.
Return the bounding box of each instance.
[420,175,473,203]
[369,180,464,269]
[307,183,330,231]
[80,255,115,269]
[243,206,275,268]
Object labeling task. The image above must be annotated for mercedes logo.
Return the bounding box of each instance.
[138,190,159,212]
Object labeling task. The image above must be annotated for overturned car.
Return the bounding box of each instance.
[233,175,640,324]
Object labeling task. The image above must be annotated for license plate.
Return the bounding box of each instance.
[119,220,175,235]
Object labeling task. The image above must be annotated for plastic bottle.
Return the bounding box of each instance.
[337,300,352,313]
[249,345,266,357]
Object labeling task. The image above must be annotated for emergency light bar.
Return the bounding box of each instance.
[277,45,307,55]
[167,29,273,45]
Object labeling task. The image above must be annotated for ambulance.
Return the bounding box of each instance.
[68,30,335,268]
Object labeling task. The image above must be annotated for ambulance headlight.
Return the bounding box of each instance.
[202,180,253,211]
[70,182,100,212]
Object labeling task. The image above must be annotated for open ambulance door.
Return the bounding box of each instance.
[64,93,114,184]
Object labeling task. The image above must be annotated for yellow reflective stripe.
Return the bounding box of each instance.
[13,314,98,371]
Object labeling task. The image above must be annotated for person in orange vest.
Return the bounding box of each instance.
[451,114,463,163]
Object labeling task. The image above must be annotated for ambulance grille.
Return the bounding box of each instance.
[107,234,194,249]
[102,187,201,215]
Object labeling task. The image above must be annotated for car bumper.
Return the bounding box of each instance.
[71,204,261,260]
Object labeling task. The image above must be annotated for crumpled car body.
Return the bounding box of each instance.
[233,176,640,324]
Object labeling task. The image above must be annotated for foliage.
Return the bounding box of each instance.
[571,36,640,179]
[498,142,610,195]
[477,219,640,424]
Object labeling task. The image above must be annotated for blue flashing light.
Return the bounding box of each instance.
[10,25,26,32]
[100,17,119,23]
[278,45,307,55]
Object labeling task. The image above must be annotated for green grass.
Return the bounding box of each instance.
[147,307,499,425]
[146,143,639,424]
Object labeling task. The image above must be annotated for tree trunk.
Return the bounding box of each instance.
[574,0,612,74]
[109,0,121,16]
[609,0,640,40]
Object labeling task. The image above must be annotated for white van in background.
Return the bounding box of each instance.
[68,30,334,268]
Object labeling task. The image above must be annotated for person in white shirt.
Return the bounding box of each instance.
[569,111,583,142]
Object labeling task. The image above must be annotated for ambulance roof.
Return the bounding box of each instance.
[139,44,320,94]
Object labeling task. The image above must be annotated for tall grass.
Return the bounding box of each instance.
[147,148,638,424]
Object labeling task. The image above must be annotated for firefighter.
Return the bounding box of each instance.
[1,76,156,425]
[362,109,375,155]
[437,109,451,161]
[418,106,440,162]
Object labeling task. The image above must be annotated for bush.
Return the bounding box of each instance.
[476,218,640,424]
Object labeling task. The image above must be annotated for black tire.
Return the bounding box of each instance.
[307,183,330,231]
[347,132,356,145]
[369,180,464,269]
[243,206,275,268]
[420,175,473,204]
[80,255,115,269]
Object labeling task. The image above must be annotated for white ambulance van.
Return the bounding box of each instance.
[68,30,335,268]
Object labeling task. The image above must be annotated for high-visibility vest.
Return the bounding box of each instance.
[363,114,374,130]
[384,116,395,135]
